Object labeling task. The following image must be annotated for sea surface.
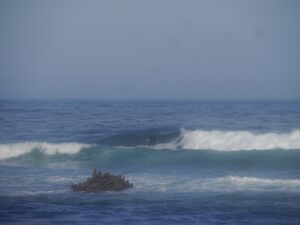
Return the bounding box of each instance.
[1,99,300,225]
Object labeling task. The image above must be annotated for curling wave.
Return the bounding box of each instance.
[157,129,300,151]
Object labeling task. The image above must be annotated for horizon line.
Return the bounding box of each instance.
[0,97,300,101]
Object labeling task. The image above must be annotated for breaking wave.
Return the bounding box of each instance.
[0,142,92,160]
[0,129,300,170]
[157,129,300,151]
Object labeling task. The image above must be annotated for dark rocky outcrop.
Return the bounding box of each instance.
[71,169,133,192]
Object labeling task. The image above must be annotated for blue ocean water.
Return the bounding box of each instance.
[1,100,300,224]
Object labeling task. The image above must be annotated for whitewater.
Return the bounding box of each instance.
[158,129,300,150]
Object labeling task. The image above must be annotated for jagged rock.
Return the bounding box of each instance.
[71,169,133,192]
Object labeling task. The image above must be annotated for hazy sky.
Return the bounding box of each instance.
[0,0,299,99]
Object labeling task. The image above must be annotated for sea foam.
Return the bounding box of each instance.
[0,142,91,160]
[157,129,300,151]
[131,174,300,193]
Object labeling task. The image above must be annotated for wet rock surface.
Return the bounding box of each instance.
[71,169,133,192]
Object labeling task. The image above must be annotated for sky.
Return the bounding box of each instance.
[0,0,299,99]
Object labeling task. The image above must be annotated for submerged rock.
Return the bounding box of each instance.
[71,169,133,192]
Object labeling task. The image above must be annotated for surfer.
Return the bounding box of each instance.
[148,135,156,146]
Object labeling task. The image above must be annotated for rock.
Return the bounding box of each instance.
[71,169,133,192]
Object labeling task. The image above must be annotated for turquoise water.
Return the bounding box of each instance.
[1,100,300,224]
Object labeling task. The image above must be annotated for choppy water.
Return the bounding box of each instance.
[1,100,300,224]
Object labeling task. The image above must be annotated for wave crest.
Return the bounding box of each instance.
[0,142,91,160]
[157,129,300,151]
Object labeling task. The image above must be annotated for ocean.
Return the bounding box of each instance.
[0,99,300,224]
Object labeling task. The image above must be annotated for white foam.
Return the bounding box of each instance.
[130,174,300,193]
[0,142,92,160]
[46,175,87,184]
[15,190,67,196]
[210,176,300,192]
[157,129,300,151]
